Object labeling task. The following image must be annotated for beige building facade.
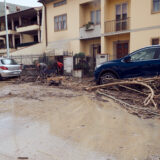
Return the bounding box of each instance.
[39,0,160,61]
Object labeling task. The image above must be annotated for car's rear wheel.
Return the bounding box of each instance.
[100,72,117,84]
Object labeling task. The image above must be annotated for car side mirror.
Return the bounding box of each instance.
[123,56,131,63]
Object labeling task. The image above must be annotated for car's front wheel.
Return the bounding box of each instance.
[100,72,117,84]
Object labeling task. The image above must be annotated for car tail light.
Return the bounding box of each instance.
[0,66,8,70]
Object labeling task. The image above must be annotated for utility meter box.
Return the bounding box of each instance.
[96,54,108,67]
[63,56,73,75]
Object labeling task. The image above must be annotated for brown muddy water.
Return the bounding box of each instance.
[0,82,160,160]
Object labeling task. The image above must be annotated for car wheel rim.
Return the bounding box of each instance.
[101,74,114,84]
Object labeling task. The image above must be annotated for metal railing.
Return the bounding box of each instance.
[105,17,130,33]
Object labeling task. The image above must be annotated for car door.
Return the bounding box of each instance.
[120,47,158,78]
[150,47,160,75]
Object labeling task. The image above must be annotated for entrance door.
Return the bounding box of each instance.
[116,42,128,59]
[91,44,101,68]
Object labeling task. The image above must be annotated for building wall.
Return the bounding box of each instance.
[80,0,100,27]
[128,0,160,52]
[46,0,80,42]
[45,0,160,60]
[46,0,102,55]
[130,29,160,52]
[7,7,46,58]
[22,34,34,43]
[105,0,131,21]
[131,0,160,29]
[10,43,46,56]
[80,38,101,56]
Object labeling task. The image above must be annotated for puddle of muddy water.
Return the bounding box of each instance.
[0,84,159,160]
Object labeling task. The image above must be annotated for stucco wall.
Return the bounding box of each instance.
[106,0,131,21]
[46,0,100,55]
[10,43,46,56]
[80,38,100,56]
[45,0,160,60]
[46,0,80,42]
[131,0,160,29]
[130,29,160,52]
[80,0,100,27]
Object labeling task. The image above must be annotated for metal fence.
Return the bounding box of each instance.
[10,54,55,66]
[10,54,100,77]
[73,55,95,76]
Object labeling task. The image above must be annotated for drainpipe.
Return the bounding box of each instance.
[40,1,48,47]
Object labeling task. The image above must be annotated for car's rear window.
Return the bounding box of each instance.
[1,59,17,65]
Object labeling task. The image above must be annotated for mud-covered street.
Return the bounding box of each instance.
[0,82,160,160]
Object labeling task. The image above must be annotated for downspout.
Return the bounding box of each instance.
[41,1,48,47]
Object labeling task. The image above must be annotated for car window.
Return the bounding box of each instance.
[130,48,157,62]
[1,59,17,65]
[154,48,160,59]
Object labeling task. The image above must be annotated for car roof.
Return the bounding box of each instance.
[0,57,12,60]
[130,45,160,54]
[145,44,160,48]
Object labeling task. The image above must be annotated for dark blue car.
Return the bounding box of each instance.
[95,45,160,84]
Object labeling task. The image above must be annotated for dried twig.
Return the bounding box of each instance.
[97,90,160,117]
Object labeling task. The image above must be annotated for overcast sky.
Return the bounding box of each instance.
[0,0,42,7]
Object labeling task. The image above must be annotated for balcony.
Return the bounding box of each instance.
[104,18,130,35]
[0,27,17,36]
[16,23,40,33]
[80,24,101,40]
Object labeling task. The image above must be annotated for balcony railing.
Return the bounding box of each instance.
[105,18,130,34]
[0,26,13,31]
[18,22,38,28]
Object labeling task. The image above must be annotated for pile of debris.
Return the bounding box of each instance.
[19,67,39,82]
[17,68,160,119]
[86,77,160,119]
[16,68,94,90]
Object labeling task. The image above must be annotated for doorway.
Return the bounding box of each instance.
[90,44,101,68]
[116,42,129,59]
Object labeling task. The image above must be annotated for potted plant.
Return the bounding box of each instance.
[85,21,94,31]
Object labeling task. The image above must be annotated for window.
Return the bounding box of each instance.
[116,3,128,31]
[1,59,17,65]
[152,0,160,12]
[116,3,127,20]
[91,11,95,24]
[96,10,101,24]
[90,10,101,24]
[131,48,157,62]
[54,0,66,7]
[152,38,160,45]
[54,14,67,31]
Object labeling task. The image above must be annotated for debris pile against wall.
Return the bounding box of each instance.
[86,77,160,119]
